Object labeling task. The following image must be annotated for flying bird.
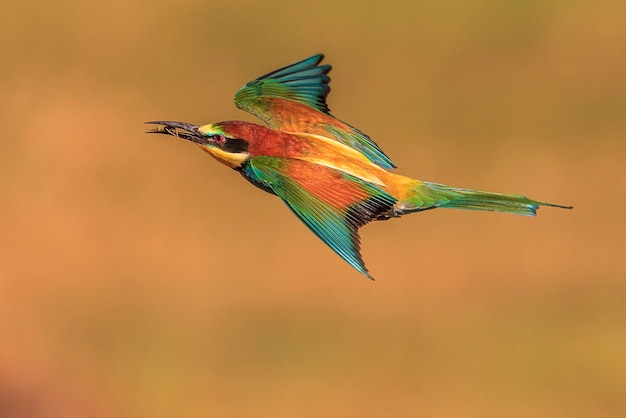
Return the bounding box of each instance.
[146,54,571,279]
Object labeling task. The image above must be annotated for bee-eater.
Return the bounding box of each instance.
[146,54,571,279]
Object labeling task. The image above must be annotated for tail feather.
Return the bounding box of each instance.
[401,181,572,217]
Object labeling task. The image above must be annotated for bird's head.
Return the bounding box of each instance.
[145,121,250,169]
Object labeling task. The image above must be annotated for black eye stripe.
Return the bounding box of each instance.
[221,138,249,153]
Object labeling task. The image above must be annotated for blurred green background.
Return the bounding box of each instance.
[1,0,625,416]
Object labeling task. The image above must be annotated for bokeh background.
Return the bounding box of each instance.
[2,0,625,416]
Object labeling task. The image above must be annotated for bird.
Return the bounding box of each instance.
[146,54,572,279]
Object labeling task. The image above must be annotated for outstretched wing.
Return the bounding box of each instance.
[242,156,397,279]
[234,54,396,169]
[235,54,331,120]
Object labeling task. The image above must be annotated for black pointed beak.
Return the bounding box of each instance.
[145,121,207,145]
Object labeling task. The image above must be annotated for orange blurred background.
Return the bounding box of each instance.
[2,0,625,416]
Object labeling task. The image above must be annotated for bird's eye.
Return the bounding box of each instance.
[213,134,227,144]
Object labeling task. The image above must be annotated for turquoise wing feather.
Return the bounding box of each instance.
[243,156,397,278]
[234,54,331,115]
[321,123,396,169]
[234,54,397,169]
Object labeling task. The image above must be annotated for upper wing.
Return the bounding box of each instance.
[234,54,397,169]
[243,156,397,279]
[235,54,331,120]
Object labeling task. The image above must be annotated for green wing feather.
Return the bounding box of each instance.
[234,54,397,169]
[235,54,331,116]
[243,156,397,278]
[321,123,396,169]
